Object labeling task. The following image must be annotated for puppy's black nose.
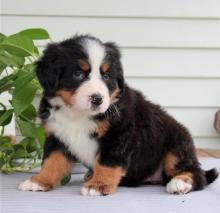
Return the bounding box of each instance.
[90,93,103,107]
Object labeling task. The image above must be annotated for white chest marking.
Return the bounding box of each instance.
[47,104,98,168]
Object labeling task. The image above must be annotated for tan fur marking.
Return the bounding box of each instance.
[31,151,73,190]
[79,59,90,71]
[95,120,110,138]
[174,172,193,184]
[110,88,120,103]
[84,160,125,195]
[101,63,109,73]
[164,152,178,177]
[57,90,74,105]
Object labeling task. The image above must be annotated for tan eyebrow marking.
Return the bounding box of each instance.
[101,63,110,73]
[78,59,90,71]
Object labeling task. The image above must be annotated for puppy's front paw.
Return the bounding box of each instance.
[18,179,46,192]
[81,181,116,196]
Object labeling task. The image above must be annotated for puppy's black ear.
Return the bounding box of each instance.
[105,42,125,97]
[38,97,51,121]
[35,43,64,97]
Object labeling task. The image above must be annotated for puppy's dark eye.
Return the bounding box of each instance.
[103,73,110,81]
[73,70,85,80]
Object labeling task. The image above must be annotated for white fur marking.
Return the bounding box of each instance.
[18,179,45,191]
[81,186,101,196]
[84,39,105,77]
[48,97,98,168]
[166,178,192,194]
[74,38,110,113]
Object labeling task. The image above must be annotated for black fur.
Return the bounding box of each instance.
[36,35,218,192]
[42,135,76,162]
[205,169,219,185]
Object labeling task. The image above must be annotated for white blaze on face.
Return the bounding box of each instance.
[74,39,110,114]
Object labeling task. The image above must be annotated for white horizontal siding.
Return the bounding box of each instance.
[1,0,220,148]
[128,78,220,107]
[2,16,220,48]
[2,0,220,18]
[194,138,220,149]
[122,48,220,77]
[167,108,218,137]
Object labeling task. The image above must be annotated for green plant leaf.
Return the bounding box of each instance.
[19,28,50,40]
[0,49,25,68]
[0,73,16,88]
[12,80,37,115]
[11,55,25,67]
[0,81,14,94]
[17,119,37,138]
[1,34,35,57]
[0,152,7,168]
[0,109,13,126]
[18,137,37,154]
[23,63,36,73]
[11,70,37,115]
[21,104,37,120]
[0,53,16,67]
[0,73,16,93]
[12,149,27,159]
[0,28,50,174]
[0,62,6,75]
[12,144,28,159]
[25,138,37,153]
[13,70,35,94]
[0,33,6,43]
[34,46,39,56]
[0,136,13,153]
[0,136,11,144]
[18,137,30,148]
[36,126,45,148]
[61,173,71,185]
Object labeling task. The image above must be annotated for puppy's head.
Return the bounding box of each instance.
[36,35,124,115]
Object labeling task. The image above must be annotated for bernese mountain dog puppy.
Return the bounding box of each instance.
[19,35,218,196]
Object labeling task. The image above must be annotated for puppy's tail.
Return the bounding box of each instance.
[205,168,219,185]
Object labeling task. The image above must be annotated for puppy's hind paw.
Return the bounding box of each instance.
[166,178,192,194]
[81,186,102,196]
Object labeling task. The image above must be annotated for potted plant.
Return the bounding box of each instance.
[0,28,50,173]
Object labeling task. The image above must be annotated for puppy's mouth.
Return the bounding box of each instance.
[91,105,101,112]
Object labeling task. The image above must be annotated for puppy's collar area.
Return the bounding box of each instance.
[92,103,120,121]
